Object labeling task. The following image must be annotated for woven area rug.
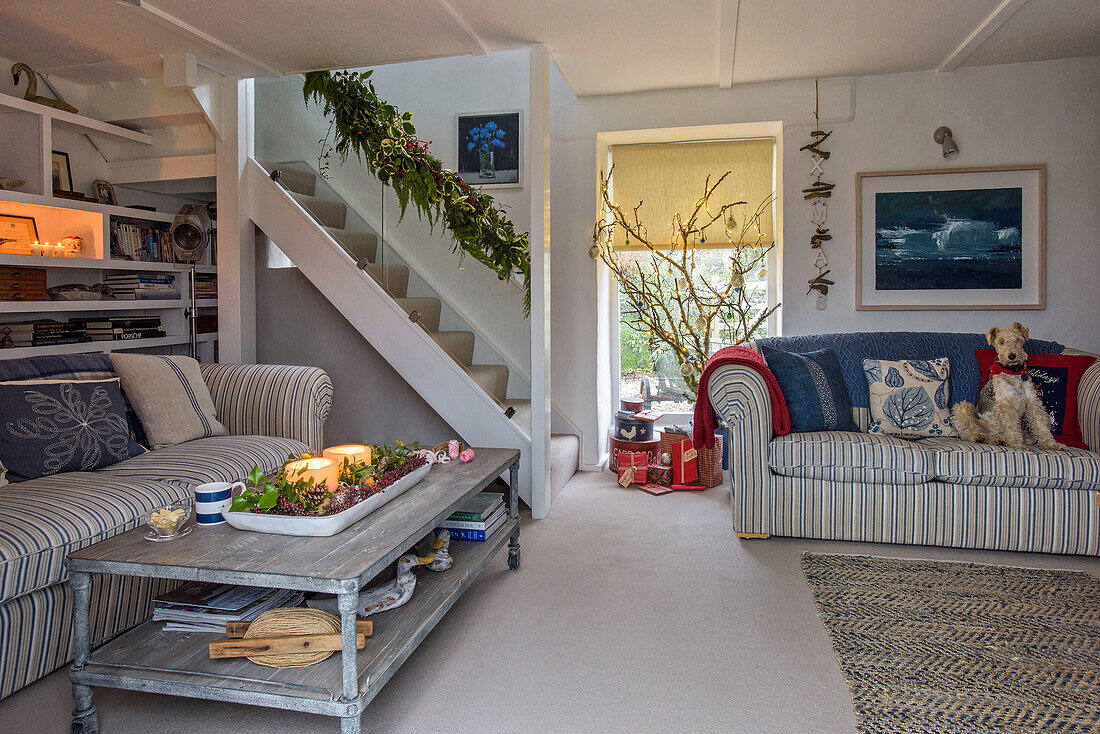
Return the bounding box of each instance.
[801,553,1100,733]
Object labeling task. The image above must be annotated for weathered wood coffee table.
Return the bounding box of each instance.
[66,448,521,734]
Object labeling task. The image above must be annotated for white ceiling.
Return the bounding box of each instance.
[1,0,1097,95]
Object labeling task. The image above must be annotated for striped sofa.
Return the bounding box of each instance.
[0,355,332,700]
[707,331,1100,555]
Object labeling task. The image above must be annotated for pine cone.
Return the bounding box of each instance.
[299,483,332,514]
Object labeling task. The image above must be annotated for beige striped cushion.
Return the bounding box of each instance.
[110,353,227,448]
[919,436,1100,490]
[769,431,936,484]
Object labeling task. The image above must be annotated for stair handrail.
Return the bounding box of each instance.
[303,70,531,314]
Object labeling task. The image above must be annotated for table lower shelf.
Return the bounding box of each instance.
[71,517,518,717]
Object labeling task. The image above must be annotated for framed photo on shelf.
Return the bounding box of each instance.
[92,179,118,206]
[856,165,1045,311]
[51,151,73,193]
[0,214,39,254]
[455,110,522,187]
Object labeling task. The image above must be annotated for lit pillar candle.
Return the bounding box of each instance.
[284,456,339,491]
[322,444,373,467]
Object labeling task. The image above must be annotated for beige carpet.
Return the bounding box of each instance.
[2,471,1099,733]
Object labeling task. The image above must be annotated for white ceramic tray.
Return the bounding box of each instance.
[223,463,431,537]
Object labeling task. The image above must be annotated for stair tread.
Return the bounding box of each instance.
[267,165,316,196]
[431,331,475,366]
[465,364,509,404]
[396,297,441,332]
[291,192,347,229]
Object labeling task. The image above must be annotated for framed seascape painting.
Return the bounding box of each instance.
[856,165,1045,310]
[456,111,522,187]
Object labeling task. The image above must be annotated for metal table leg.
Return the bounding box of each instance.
[508,460,521,570]
[70,571,98,734]
[337,588,362,734]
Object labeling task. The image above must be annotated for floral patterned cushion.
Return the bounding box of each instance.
[0,379,146,482]
[863,357,956,438]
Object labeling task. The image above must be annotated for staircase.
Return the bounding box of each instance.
[249,160,579,507]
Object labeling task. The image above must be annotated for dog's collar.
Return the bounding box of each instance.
[988,361,1030,381]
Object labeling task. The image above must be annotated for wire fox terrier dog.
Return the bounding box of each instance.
[952,322,1064,451]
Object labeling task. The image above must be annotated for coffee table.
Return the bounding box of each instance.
[66,448,521,734]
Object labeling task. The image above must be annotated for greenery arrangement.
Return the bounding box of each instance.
[230,442,424,517]
[302,70,531,314]
[592,168,779,400]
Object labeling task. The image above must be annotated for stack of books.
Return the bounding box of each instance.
[193,272,217,301]
[437,492,507,541]
[70,316,164,342]
[110,221,175,263]
[152,581,304,633]
[104,273,180,300]
[0,319,89,347]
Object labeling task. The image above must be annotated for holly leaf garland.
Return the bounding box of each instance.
[303,70,531,315]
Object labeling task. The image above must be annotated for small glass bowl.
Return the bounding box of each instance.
[146,500,192,539]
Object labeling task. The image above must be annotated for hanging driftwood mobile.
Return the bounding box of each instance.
[800,79,834,310]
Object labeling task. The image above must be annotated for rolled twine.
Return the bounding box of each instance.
[243,607,343,668]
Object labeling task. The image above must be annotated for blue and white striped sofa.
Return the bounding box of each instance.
[0,355,332,699]
[707,332,1100,555]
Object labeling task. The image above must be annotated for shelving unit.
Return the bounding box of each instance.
[0,91,218,361]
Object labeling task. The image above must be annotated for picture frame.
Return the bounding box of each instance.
[455,110,522,188]
[92,179,118,206]
[51,150,73,193]
[856,165,1046,311]
[0,214,39,251]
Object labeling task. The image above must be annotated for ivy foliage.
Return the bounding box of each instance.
[302,70,531,314]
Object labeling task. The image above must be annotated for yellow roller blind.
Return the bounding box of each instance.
[609,138,775,249]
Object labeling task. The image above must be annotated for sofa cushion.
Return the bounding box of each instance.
[769,431,935,484]
[760,347,858,433]
[95,434,309,486]
[0,379,146,482]
[863,357,956,438]
[110,353,228,449]
[755,331,1064,411]
[0,472,188,604]
[919,437,1100,491]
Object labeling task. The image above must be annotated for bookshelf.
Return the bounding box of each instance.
[0,91,218,361]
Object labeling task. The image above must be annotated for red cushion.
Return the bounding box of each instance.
[975,350,1097,449]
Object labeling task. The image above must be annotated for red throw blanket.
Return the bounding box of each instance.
[693,346,791,449]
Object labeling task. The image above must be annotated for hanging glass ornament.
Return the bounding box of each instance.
[693,315,707,331]
[588,244,600,260]
[724,213,738,237]
[676,277,689,290]
[731,270,744,288]
[757,267,768,279]
[680,361,693,376]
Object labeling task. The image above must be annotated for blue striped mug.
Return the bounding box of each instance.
[194,481,246,525]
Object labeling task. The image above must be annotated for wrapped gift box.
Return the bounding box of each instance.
[647,463,672,487]
[609,434,661,470]
[671,437,698,485]
[616,452,648,487]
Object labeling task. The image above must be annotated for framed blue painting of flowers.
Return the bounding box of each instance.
[456,111,522,187]
[856,165,1045,311]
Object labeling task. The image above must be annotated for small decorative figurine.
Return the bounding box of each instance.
[11,63,78,113]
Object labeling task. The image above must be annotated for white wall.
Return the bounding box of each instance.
[254,49,533,377]
[552,56,1100,466]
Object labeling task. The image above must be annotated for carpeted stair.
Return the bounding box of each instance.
[269,163,579,493]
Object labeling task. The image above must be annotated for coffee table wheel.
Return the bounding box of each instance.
[508,546,520,570]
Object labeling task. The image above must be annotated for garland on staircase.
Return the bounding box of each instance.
[302,70,531,315]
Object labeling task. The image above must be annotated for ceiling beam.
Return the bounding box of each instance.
[115,0,281,77]
[939,0,1029,72]
[716,0,740,88]
[434,0,491,55]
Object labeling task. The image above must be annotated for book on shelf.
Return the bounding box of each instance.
[439,512,507,542]
[446,492,504,522]
[109,221,176,264]
[153,581,304,633]
[438,504,507,531]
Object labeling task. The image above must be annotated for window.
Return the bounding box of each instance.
[610,138,777,414]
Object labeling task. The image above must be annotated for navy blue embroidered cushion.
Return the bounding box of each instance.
[760,347,858,433]
[0,379,146,482]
